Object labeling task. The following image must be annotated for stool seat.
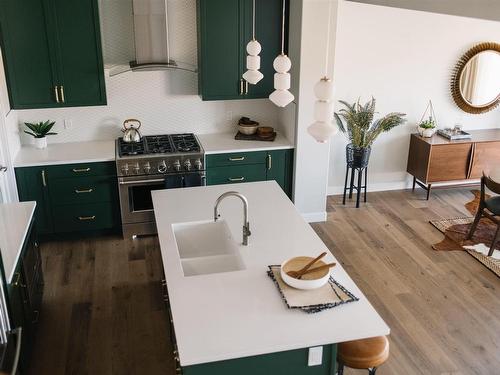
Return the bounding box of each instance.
[338,336,389,369]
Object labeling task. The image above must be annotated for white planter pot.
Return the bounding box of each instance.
[34,137,47,149]
[421,128,436,138]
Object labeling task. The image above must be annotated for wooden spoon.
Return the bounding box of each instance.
[300,262,336,277]
[286,252,327,279]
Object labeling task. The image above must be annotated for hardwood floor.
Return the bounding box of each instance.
[313,189,500,375]
[28,188,499,374]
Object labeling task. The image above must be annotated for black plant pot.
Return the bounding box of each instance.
[346,144,371,168]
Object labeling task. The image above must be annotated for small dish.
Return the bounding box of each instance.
[280,256,331,290]
[238,123,259,135]
[257,126,274,137]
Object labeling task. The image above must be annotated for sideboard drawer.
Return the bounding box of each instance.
[428,144,472,182]
[206,151,267,168]
[47,161,116,179]
[50,175,118,205]
[52,202,119,232]
[206,165,266,185]
[469,141,500,179]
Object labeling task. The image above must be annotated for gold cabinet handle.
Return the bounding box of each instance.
[54,86,60,103]
[239,79,244,95]
[78,215,96,221]
[72,168,91,173]
[229,156,245,161]
[75,188,93,194]
[41,170,47,187]
[59,85,65,103]
[228,177,245,182]
[267,154,272,170]
[12,273,26,288]
[245,80,249,95]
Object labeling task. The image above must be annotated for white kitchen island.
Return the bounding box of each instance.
[152,181,389,373]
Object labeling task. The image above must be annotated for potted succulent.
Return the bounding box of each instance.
[24,120,57,149]
[418,117,437,138]
[334,98,406,168]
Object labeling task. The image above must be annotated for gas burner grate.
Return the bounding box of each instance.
[144,135,174,154]
[171,134,200,153]
[118,138,145,156]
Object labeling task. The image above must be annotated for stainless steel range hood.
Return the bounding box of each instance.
[109,0,196,76]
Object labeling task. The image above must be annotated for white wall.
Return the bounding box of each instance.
[290,0,340,221]
[328,1,500,194]
[14,0,281,145]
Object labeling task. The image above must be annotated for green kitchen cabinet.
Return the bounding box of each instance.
[0,0,106,109]
[197,0,285,100]
[15,161,121,238]
[15,167,53,235]
[206,149,294,198]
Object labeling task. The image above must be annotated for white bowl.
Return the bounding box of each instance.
[238,124,258,135]
[280,256,331,290]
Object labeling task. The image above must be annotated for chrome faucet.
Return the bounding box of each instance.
[214,191,251,246]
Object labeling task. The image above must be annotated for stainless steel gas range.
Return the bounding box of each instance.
[116,133,205,237]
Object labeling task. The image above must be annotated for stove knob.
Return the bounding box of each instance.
[184,159,192,171]
[173,160,181,172]
[158,160,167,173]
[194,159,203,170]
[144,162,151,174]
[133,162,140,174]
[121,164,129,175]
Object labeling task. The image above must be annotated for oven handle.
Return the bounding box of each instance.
[119,178,166,185]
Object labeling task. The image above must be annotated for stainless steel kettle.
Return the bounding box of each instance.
[122,119,142,143]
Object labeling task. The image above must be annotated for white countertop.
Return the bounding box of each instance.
[152,181,389,366]
[13,140,116,167]
[0,201,36,283]
[198,132,294,154]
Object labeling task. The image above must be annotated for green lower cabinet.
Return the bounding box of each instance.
[182,345,337,375]
[15,161,121,238]
[206,149,294,199]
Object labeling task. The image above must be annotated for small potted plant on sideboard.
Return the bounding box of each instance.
[23,120,57,149]
[418,117,437,138]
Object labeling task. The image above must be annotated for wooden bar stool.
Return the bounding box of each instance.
[337,336,389,375]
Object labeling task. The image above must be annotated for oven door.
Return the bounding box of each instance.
[118,172,205,224]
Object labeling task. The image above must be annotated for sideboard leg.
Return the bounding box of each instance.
[412,176,416,191]
[426,184,432,200]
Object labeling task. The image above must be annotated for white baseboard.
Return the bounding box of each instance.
[301,211,327,223]
[328,180,412,196]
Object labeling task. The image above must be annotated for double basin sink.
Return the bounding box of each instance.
[172,220,246,277]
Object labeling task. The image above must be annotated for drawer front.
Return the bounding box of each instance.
[47,161,116,179]
[52,202,119,233]
[206,165,266,185]
[50,175,118,205]
[206,151,267,168]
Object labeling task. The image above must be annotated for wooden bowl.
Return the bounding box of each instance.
[280,256,330,290]
[257,126,274,136]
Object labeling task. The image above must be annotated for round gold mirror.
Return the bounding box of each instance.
[451,42,500,114]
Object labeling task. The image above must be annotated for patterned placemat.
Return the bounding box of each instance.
[267,265,358,314]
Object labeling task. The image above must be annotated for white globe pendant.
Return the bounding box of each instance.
[307,121,338,143]
[246,40,262,56]
[273,54,292,73]
[314,77,334,101]
[243,69,264,85]
[269,89,295,107]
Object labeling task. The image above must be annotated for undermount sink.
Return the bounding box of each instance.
[172,220,246,277]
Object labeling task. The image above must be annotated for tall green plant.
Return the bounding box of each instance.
[334,98,406,148]
[24,120,57,138]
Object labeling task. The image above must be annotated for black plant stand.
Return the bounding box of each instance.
[343,166,368,208]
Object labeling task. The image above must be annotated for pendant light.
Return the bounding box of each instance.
[269,0,294,107]
[307,0,338,143]
[243,0,264,85]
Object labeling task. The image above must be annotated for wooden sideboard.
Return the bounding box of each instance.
[407,129,500,199]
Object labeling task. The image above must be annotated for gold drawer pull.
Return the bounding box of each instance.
[228,177,245,182]
[73,168,91,173]
[12,272,26,288]
[78,215,96,221]
[228,156,245,161]
[75,188,93,194]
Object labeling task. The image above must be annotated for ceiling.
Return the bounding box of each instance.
[347,0,500,23]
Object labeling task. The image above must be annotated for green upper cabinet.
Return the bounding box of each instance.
[0,0,106,109]
[197,0,285,101]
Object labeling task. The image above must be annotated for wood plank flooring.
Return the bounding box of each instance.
[28,188,499,374]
